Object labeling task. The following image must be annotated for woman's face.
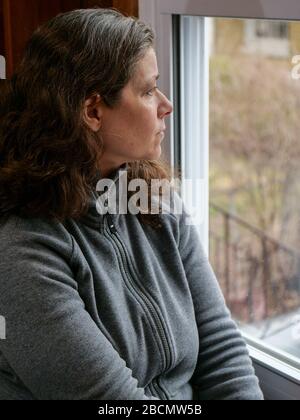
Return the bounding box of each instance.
[83,48,173,177]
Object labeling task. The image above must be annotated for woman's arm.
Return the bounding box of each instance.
[0,217,159,400]
[177,203,264,400]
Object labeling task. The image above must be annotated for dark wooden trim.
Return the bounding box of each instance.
[2,0,13,77]
[82,1,114,8]
[113,0,138,17]
[1,0,139,77]
[0,0,5,55]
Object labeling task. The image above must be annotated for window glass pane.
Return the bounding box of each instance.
[209,17,300,362]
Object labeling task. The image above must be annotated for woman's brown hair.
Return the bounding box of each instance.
[0,7,179,229]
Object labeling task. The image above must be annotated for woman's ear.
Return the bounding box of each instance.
[82,94,103,132]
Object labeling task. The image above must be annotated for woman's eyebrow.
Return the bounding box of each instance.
[144,74,160,86]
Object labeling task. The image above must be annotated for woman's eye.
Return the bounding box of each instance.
[146,87,158,96]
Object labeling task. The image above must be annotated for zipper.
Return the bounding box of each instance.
[106,213,117,234]
[103,213,173,400]
[151,377,169,400]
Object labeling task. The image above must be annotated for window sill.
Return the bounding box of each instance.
[246,336,300,400]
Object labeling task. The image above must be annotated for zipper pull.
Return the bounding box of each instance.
[106,213,117,234]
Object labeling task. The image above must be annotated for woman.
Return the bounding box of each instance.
[0,8,263,400]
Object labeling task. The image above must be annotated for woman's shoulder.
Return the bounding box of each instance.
[159,188,194,228]
[0,213,73,257]
[153,187,195,247]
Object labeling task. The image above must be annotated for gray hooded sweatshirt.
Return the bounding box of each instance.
[0,163,264,400]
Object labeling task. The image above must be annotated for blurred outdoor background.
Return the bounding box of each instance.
[209,18,300,359]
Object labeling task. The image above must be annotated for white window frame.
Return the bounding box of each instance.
[139,0,300,400]
[0,55,6,79]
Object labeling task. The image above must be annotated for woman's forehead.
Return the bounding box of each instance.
[132,50,159,86]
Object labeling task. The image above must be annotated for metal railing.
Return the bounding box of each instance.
[209,202,300,323]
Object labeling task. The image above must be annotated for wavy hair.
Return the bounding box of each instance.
[0,7,179,229]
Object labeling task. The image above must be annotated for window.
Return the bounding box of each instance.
[208,16,300,361]
[256,21,288,38]
[140,0,300,399]
[244,19,290,58]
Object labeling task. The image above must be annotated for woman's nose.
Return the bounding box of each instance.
[159,95,173,118]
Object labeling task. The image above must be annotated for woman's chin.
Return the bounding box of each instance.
[147,146,162,160]
[136,142,162,161]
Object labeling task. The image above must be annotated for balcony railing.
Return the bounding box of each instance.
[209,202,300,324]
